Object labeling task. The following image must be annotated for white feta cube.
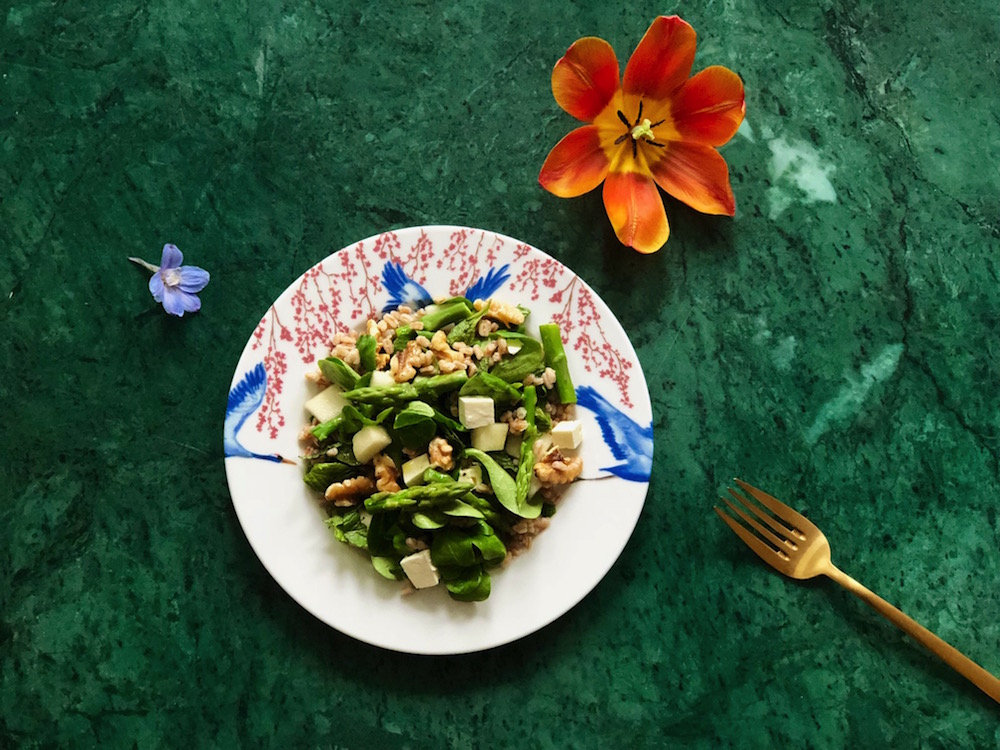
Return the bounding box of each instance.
[402,454,431,486]
[400,549,440,589]
[471,423,509,452]
[458,396,495,429]
[549,420,583,450]
[304,385,349,423]
[369,370,396,388]
[352,425,392,464]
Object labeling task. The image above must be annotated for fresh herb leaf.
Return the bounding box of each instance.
[325,510,368,549]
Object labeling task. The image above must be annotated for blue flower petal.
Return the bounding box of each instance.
[160,243,183,269]
[177,266,210,293]
[161,287,201,316]
[178,291,202,314]
[148,272,165,302]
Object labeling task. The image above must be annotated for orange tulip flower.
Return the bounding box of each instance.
[539,16,746,254]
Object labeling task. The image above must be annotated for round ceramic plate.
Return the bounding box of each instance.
[224,226,653,654]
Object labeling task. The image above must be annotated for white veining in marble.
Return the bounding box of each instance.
[766,136,838,219]
[804,343,905,445]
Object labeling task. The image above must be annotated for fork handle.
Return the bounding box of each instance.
[826,565,1000,703]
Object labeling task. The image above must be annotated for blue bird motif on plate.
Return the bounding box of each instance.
[225,362,293,463]
[380,261,511,313]
[465,264,511,301]
[576,385,653,482]
[382,262,433,313]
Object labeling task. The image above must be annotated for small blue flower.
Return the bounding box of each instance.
[130,244,210,317]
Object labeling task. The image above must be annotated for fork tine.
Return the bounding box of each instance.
[714,506,790,566]
[726,487,796,541]
[721,495,795,552]
[734,478,812,537]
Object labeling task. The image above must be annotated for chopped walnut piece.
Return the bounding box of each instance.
[390,340,433,382]
[533,447,583,485]
[428,437,454,471]
[323,476,375,506]
[373,453,401,493]
[485,300,525,326]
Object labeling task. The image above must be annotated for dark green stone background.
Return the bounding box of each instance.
[3,1,998,747]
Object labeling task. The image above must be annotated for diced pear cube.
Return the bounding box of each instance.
[402,454,431,486]
[458,464,483,486]
[369,370,395,388]
[304,385,349,423]
[352,425,392,464]
[471,423,509,452]
[504,432,522,458]
[458,396,495,429]
[528,475,542,500]
[549,420,583,450]
[400,549,440,589]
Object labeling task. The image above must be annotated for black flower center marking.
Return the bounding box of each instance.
[614,101,667,159]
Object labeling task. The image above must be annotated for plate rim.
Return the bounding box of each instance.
[224,224,653,654]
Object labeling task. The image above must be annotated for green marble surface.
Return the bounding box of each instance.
[3,0,999,747]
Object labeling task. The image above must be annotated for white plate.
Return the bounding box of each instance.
[224,226,653,654]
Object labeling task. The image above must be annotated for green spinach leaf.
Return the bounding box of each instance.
[393,401,437,450]
[303,461,358,491]
[489,332,544,383]
[356,334,378,373]
[445,565,491,602]
[459,371,522,407]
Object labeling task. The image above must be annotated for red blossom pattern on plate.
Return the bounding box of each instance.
[247,228,636,431]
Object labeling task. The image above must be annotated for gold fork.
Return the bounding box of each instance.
[716,478,1000,704]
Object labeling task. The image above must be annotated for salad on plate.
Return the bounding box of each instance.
[299,295,583,602]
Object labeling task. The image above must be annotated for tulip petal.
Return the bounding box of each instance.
[552,37,621,122]
[672,66,746,146]
[650,142,736,216]
[623,16,696,101]
[539,125,611,198]
[602,171,669,253]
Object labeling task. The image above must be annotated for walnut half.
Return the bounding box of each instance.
[533,447,583,486]
[373,453,401,493]
[428,437,454,471]
[324,476,375,506]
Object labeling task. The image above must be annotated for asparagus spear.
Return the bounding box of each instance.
[514,385,539,509]
[364,481,475,512]
[343,371,468,405]
[539,323,576,404]
[420,299,474,331]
